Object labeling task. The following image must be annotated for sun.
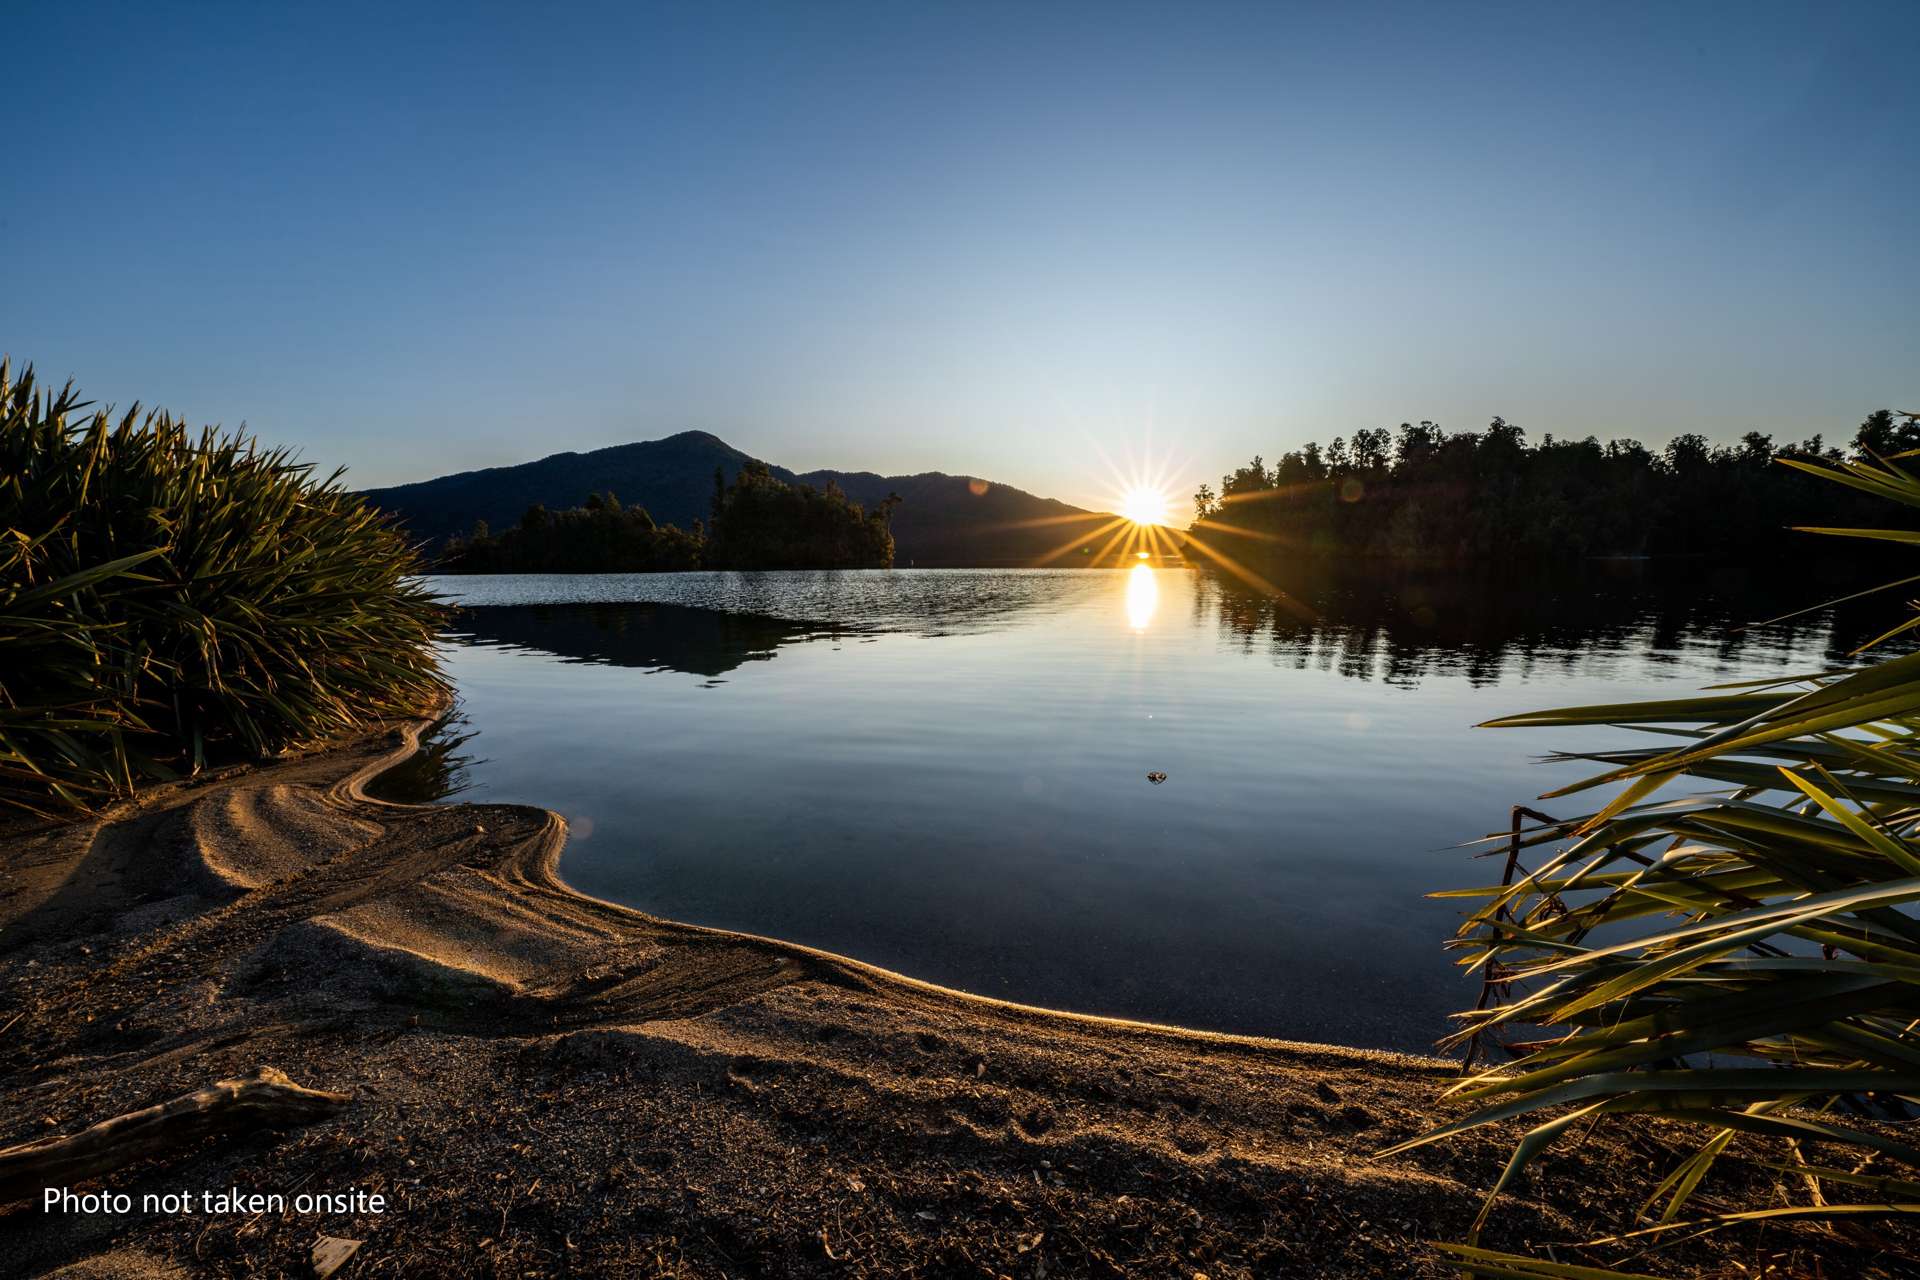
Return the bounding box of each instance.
[1017,441,1190,569]
[1119,486,1170,526]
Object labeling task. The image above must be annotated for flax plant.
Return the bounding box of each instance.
[1392,427,1920,1276]
[0,360,447,814]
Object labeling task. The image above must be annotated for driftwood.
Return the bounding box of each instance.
[311,1234,364,1278]
[0,1066,351,1204]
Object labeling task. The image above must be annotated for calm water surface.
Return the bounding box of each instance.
[385,564,1886,1050]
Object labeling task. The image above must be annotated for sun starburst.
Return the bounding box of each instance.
[1119,486,1169,527]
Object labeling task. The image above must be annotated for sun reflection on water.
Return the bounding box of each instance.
[1124,563,1158,631]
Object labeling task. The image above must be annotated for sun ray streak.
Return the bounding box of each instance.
[985,512,1119,532]
[1172,528,1318,621]
[1086,519,1140,567]
[1189,518,1295,545]
[1030,516,1129,567]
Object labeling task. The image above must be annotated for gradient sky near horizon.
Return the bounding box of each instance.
[6,2,1916,510]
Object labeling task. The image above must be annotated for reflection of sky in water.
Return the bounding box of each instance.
[402,566,1900,1050]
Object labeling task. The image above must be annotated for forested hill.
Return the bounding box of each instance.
[1190,412,1911,562]
[793,469,1094,566]
[359,432,779,548]
[359,432,1100,566]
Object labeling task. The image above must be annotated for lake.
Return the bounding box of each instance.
[382,562,1887,1051]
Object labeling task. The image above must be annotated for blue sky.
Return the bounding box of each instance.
[5,1,1914,508]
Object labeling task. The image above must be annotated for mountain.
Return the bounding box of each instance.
[358,431,1108,567]
[792,468,1098,566]
[358,431,773,548]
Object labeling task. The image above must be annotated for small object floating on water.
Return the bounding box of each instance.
[1146,771,1168,784]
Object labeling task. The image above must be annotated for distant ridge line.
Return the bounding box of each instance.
[359,431,1106,568]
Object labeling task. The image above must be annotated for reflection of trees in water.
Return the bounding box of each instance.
[1195,560,1904,687]
[434,570,1110,638]
[445,567,1904,694]
[443,579,1111,676]
[449,602,847,678]
[366,705,482,804]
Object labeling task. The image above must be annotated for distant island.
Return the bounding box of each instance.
[1189,410,1910,562]
[441,461,897,572]
[360,430,1104,567]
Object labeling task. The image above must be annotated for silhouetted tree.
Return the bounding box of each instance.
[443,494,701,572]
[1190,413,1893,561]
[704,460,894,569]
[1854,408,1920,458]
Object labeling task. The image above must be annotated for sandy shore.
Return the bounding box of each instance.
[0,722,1908,1278]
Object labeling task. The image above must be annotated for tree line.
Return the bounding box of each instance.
[440,460,897,572]
[1189,410,1912,560]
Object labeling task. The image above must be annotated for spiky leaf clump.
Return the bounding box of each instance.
[0,360,447,813]
[1400,432,1920,1274]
